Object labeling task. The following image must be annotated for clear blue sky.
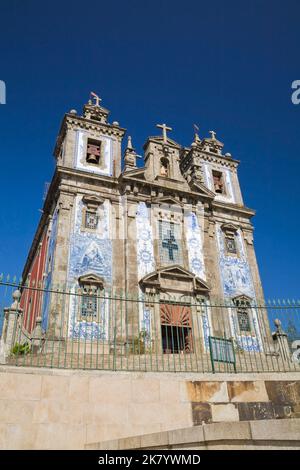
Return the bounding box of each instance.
[0,0,299,299]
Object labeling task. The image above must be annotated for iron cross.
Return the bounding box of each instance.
[156,123,172,143]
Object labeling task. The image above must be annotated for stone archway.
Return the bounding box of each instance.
[140,265,210,354]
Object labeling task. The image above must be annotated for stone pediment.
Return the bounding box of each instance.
[140,265,210,295]
[121,168,146,179]
[78,273,105,289]
[82,195,104,208]
[232,294,253,304]
[221,223,238,233]
[144,135,181,149]
[190,181,215,198]
[149,195,183,207]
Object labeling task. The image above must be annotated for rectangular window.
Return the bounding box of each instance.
[212,170,225,194]
[159,220,183,265]
[86,138,101,165]
[237,308,251,332]
[81,292,97,320]
[85,211,98,230]
[225,236,237,254]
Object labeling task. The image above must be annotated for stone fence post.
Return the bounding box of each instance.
[0,289,23,364]
[272,318,290,362]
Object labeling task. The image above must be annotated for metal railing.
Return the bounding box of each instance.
[0,275,300,373]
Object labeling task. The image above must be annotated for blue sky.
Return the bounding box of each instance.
[0,0,299,299]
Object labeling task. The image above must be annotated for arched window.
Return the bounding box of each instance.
[160,157,169,177]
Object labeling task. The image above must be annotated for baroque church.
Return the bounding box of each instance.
[19,93,265,355]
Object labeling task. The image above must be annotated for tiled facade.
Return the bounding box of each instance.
[20,95,265,348]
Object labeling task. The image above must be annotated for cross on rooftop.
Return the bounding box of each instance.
[90,92,102,107]
[156,123,172,143]
[209,130,217,140]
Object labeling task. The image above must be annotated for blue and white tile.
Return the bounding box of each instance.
[185,211,206,280]
[67,195,112,339]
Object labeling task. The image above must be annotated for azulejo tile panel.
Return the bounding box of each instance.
[136,202,155,279]
[67,196,112,339]
[186,211,206,280]
[217,225,255,299]
[136,202,155,336]
[217,225,262,352]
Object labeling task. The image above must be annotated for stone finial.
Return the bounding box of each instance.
[209,130,217,140]
[127,135,133,150]
[193,124,201,143]
[124,135,137,171]
[11,289,21,308]
[274,318,285,334]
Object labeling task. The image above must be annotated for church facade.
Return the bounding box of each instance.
[19,94,266,355]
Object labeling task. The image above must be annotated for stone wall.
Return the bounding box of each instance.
[87,419,300,450]
[0,366,299,450]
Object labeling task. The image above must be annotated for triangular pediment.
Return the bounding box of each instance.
[232,294,253,303]
[144,136,181,149]
[121,167,146,179]
[78,273,105,288]
[140,265,210,294]
[190,181,215,198]
[82,195,104,207]
[149,195,183,207]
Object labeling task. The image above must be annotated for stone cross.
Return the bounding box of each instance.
[209,130,217,140]
[90,92,102,107]
[157,123,172,143]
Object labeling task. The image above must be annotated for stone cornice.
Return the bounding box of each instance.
[181,147,240,169]
[57,166,119,187]
[54,113,126,157]
[64,114,126,137]
[212,200,256,218]
[119,174,214,202]
[199,151,240,168]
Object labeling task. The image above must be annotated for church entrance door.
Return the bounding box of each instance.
[160,303,193,353]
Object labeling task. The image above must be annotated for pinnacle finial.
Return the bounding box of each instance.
[127,135,133,150]
[193,124,201,143]
[209,130,217,140]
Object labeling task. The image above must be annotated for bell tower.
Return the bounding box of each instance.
[143,123,189,188]
[54,93,126,178]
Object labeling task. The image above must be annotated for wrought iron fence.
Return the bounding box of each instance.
[0,275,300,373]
